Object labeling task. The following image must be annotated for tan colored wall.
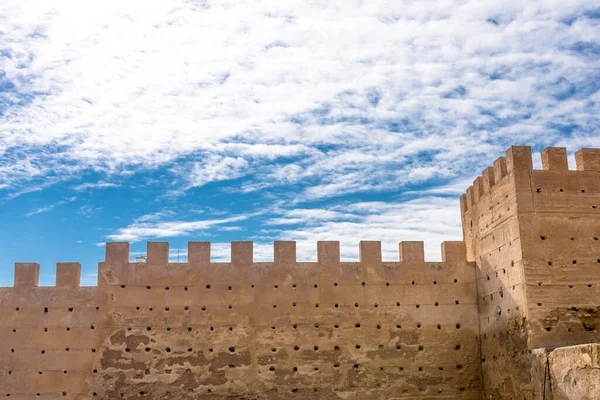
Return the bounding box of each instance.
[0,240,482,399]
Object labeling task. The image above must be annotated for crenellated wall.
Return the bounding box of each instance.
[0,241,481,399]
[2,145,599,399]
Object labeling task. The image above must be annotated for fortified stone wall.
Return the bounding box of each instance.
[0,241,481,399]
[2,145,600,399]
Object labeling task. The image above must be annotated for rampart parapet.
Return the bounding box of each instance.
[9,240,472,288]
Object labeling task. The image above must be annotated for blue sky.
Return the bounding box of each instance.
[0,0,599,286]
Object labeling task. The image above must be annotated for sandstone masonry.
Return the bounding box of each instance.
[1,146,599,399]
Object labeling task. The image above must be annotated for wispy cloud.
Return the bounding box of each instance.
[72,181,119,191]
[25,197,77,217]
[107,213,251,242]
[265,208,358,225]
[77,205,103,216]
[218,226,244,232]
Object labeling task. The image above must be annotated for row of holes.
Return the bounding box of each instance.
[3,361,471,376]
[119,280,461,290]
[4,362,469,375]
[480,278,600,302]
[5,321,467,333]
[479,242,513,258]
[12,301,465,314]
[5,322,465,341]
[483,282,600,303]
[6,345,435,355]
[5,394,68,398]
[535,188,596,195]
[270,364,466,372]
[132,301,464,311]
[141,383,467,397]
[8,330,469,354]
[4,363,472,375]
[483,282,598,304]
[17,307,100,314]
[474,193,598,216]
[540,235,600,242]
[11,342,465,354]
[543,325,597,332]
[547,260,600,265]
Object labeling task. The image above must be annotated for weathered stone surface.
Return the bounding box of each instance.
[547,344,600,400]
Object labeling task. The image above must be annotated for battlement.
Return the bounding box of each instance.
[8,240,471,288]
[460,146,600,215]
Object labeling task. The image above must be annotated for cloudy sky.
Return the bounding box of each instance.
[0,0,599,286]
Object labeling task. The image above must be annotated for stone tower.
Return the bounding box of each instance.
[461,146,600,398]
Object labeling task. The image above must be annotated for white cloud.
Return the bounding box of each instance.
[107,213,250,242]
[72,181,119,191]
[218,226,244,231]
[134,211,176,223]
[0,0,598,200]
[185,155,249,189]
[25,196,77,216]
[5,186,43,201]
[265,208,358,225]
[77,205,103,216]
[25,205,57,217]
